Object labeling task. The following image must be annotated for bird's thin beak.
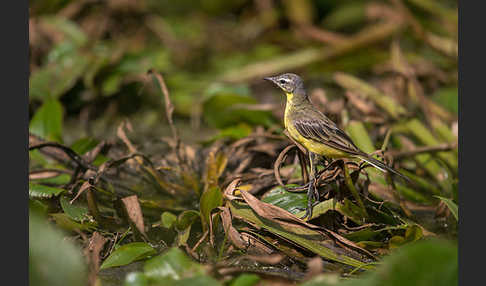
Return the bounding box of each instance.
[263,76,274,82]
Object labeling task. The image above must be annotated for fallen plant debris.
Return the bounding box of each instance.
[29,1,457,285]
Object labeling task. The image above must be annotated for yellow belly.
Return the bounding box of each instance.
[286,118,350,158]
[284,96,351,158]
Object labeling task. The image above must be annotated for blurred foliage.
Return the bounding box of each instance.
[29,0,457,285]
[29,211,88,286]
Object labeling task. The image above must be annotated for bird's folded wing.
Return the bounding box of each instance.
[293,117,362,155]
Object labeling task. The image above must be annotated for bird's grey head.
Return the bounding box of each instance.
[264,73,303,94]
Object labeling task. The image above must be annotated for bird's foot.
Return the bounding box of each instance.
[299,179,319,220]
[285,182,311,192]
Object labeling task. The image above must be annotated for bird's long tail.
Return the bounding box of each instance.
[356,154,410,182]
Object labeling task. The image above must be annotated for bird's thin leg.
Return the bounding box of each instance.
[285,182,311,192]
[301,152,317,220]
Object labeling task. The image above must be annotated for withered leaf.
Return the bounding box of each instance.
[121,195,147,238]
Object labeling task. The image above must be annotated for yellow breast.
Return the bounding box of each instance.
[284,95,350,158]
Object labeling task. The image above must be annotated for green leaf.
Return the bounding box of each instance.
[303,239,457,286]
[70,137,99,155]
[124,272,149,286]
[261,185,307,214]
[29,199,48,217]
[29,99,63,142]
[29,183,65,198]
[161,212,178,228]
[174,210,200,246]
[100,242,157,270]
[175,210,200,231]
[229,273,261,286]
[202,91,274,129]
[211,124,253,140]
[199,187,223,231]
[431,87,458,114]
[29,212,88,286]
[30,42,90,100]
[373,239,457,286]
[345,120,375,154]
[60,196,92,223]
[50,213,96,232]
[144,248,205,280]
[435,196,458,221]
[169,275,221,286]
[404,225,423,242]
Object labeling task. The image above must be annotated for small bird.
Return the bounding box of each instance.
[264,73,409,219]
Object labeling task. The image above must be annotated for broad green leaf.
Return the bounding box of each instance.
[30,42,90,100]
[142,247,222,284]
[29,149,49,167]
[435,196,458,221]
[70,137,99,155]
[168,275,221,286]
[30,213,88,286]
[229,273,261,286]
[93,154,110,166]
[29,183,65,198]
[302,239,457,286]
[161,212,178,229]
[144,248,205,280]
[100,242,157,270]
[145,275,221,286]
[261,185,307,214]
[199,187,223,231]
[29,199,48,216]
[124,272,149,286]
[29,99,63,142]
[373,239,457,286]
[60,196,92,223]
[50,213,96,232]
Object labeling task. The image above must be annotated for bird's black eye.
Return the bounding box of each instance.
[279,79,286,84]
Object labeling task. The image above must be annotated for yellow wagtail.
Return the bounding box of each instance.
[264,73,409,219]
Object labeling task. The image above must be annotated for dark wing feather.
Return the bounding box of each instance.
[293,115,362,155]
